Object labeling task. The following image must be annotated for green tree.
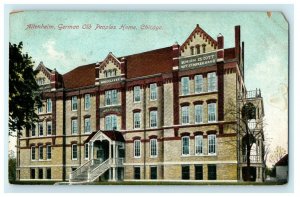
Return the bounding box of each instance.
[8,150,16,183]
[9,42,42,136]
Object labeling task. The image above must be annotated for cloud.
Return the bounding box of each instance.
[42,40,66,61]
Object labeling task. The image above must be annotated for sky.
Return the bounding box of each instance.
[9,11,288,167]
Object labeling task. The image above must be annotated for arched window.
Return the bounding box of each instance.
[242,103,256,120]
[104,71,107,78]
[202,44,206,53]
[190,46,194,55]
[196,45,200,54]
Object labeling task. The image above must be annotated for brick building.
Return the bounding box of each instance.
[16,24,265,183]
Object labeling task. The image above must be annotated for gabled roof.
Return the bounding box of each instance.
[275,154,288,166]
[124,46,174,79]
[35,61,52,79]
[180,24,217,52]
[98,52,122,73]
[62,63,96,89]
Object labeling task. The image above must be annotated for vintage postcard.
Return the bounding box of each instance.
[8,11,288,185]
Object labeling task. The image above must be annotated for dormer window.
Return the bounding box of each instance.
[37,77,45,85]
[190,46,194,55]
[202,44,206,53]
[104,71,107,78]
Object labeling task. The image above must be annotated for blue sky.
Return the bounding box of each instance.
[9,11,288,166]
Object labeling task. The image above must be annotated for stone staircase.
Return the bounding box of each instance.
[69,158,111,183]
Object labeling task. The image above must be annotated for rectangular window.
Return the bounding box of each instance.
[133,112,141,129]
[105,90,118,106]
[84,143,89,160]
[38,122,43,136]
[30,168,35,179]
[31,124,36,137]
[105,115,117,130]
[195,75,204,93]
[134,167,141,179]
[208,72,217,92]
[150,166,157,179]
[71,96,78,111]
[208,164,217,180]
[72,144,78,160]
[38,105,43,114]
[195,104,203,123]
[208,103,217,122]
[181,106,189,124]
[134,140,141,158]
[46,168,51,179]
[195,165,203,180]
[150,139,158,157]
[84,118,91,133]
[133,86,141,102]
[38,168,43,179]
[150,83,157,101]
[182,165,190,180]
[182,136,190,155]
[39,145,43,160]
[195,135,203,155]
[31,146,36,160]
[47,121,52,136]
[71,119,78,134]
[46,98,52,113]
[181,77,190,95]
[150,110,157,128]
[84,94,91,110]
[46,145,51,160]
[208,135,216,155]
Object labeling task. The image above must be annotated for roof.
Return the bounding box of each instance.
[62,63,95,89]
[84,130,125,143]
[275,154,288,166]
[125,46,174,79]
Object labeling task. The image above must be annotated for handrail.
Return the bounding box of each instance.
[69,159,93,180]
[89,159,111,182]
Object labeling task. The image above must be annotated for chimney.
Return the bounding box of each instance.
[50,69,57,91]
[120,57,127,77]
[217,33,224,60]
[172,42,180,69]
[235,25,241,64]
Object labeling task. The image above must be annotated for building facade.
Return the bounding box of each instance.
[16,24,265,183]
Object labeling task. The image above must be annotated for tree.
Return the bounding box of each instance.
[8,150,17,183]
[9,42,42,137]
[269,146,287,164]
[224,94,265,182]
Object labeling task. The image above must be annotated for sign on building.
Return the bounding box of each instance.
[179,52,217,70]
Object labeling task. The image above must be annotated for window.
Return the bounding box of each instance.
[150,166,157,179]
[208,72,217,92]
[196,45,200,54]
[150,110,157,128]
[84,94,91,110]
[31,124,36,137]
[134,167,141,179]
[190,46,194,55]
[31,146,36,160]
[46,145,51,160]
[46,98,52,113]
[150,139,158,157]
[84,118,91,133]
[71,119,78,134]
[133,112,141,129]
[38,105,43,114]
[182,165,190,180]
[194,75,203,93]
[72,144,78,160]
[150,83,157,101]
[38,168,43,179]
[195,104,203,123]
[208,134,216,155]
[195,165,203,180]
[84,143,89,160]
[208,164,217,180]
[39,145,43,160]
[105,90,118,106]
[30,168,35,179]
[134,140,141,158]
[182,136,190,155]
[208,103,216,122]
[105,115,117,130]
[133,86,141,102]
[46,168,51,179]
[71,96,78,111]
[181,106,189,124]
[195,135,203,155]
[202,44,206,53]
[38,122,43,136]
[47,121,52,136]
[72,167,77,172]
[181,77,190,95]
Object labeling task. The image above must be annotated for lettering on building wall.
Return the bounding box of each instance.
[179,52,217,70]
